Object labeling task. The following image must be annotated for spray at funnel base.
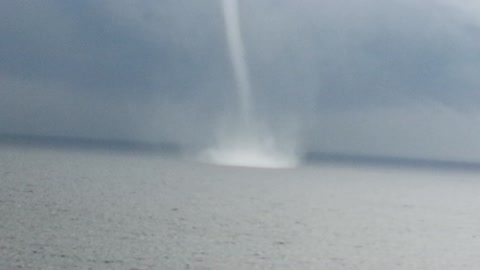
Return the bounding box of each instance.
[202,0,298,168]
[204,126,299,168]
[205,146,298,168]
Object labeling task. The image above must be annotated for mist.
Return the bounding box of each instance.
[1,0,480,163]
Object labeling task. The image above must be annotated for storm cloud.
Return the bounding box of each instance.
[1,0,480,161]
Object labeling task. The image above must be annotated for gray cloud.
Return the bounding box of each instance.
[1,0,480,161]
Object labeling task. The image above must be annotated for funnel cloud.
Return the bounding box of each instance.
[202,0,299,168]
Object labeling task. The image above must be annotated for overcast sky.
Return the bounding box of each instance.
[1,0,480,161]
